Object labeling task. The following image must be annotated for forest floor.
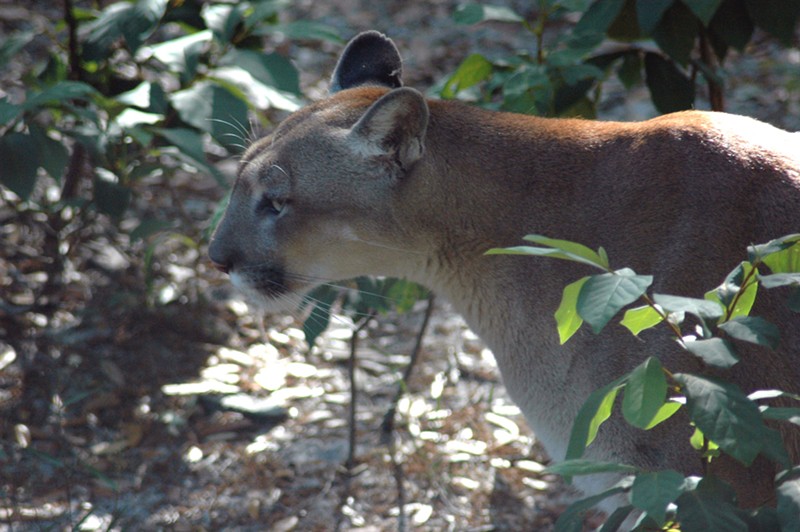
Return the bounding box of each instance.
[1,1,799,531]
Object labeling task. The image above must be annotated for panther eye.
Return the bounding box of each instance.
[256,195,287,216]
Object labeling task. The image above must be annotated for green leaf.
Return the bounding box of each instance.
[169,81,250,153]
[630,470,685,525]
[598,506,635,532]
[302,285,340,348]
[577,268,653,334]
[705,261,758,320]
[154,127,226,186]
[623,357,667,429]
[130,218,174,242]
[763,242,800,274]
[566,375,628,460]
[453,3,524,24]
[554,92,596,120]
[743,507,781,532]
[636,0,674,34]
[0,30,34,69]
[689,426,720,455]
[777,472,800,532]
[606,0,644,40]
[487,240,610,270]
[503,65,550,99]
[719,316,780,349]
[685,338,739,368]
[757,426,790,467]
[644,400,682,429]
[114,108,163,130]
[386,281,429,313]
[116,81,167,113]
[709,0,754,52]
[644,52,695,113]
[144,30,212,80]
[23,81,98,110]
[351,277,395,315]
[675,373,770,465]
[201,3,243,42]
[748,234,800,262]
[684,0,724,24]
[559,0,597,11]
[441,53,493,99]
[221,49,301,95]
[617,50,643,88]
[82,3,132,62]
[555,478,633,532]
[653,293,724,320]
[210,66,301,112]
[561,30,608,60]
[0,132,39,199]
[155,128,206,163]
[749,389,800,401]
[522,235,609,269]
[258,21,344,43]
[760,273,800,288]
[676,476,748,532]
[620,305,664,336]
[82,0,168,61]
[0,99,20,125]
[121,0,168,51]
[652,2,698,66]
[744,0,800,46]
[29,125,69,183]
[205,189,230,241]
[241,0,291,30]
[545,459,637,476]
[93,171,131,218]
[574,0,627,36]
[761,407,800,426]
[555,277,589,344]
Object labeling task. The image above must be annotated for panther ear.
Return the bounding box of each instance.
[330,31,403,93]
[348,87,428,172]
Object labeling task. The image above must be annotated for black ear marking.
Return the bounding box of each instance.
[329,31,403,93]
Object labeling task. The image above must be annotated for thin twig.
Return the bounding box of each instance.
[335,312,375,531]
[698,26,725,112]
[389,434,407,532]
[63,0,81,82]
[346,314,374,469]
[380,295,435,441]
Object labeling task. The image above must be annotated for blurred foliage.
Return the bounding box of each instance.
[1,0,339,205]
[0,0,340,305]
[441,0,800,116]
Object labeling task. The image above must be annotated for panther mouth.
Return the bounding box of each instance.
[226,265,312,312]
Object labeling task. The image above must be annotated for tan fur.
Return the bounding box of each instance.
[210,60,800,512]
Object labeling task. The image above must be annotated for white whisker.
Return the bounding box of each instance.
[208,116,254,152]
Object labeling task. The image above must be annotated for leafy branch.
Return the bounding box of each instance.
[443,1,800,116]
[489,233,800,530]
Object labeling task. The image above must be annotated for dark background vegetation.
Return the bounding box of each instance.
[1,0,798,530]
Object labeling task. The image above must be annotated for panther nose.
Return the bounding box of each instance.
[208,234,235,275]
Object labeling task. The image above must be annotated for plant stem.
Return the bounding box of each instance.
[63,0,82,82]
[722,262,760,322]
[640,293,685,345]
[698,26,724,112]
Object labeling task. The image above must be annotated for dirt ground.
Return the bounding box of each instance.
[1,1,798,531]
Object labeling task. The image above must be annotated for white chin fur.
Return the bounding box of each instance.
[229,271,301,313]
